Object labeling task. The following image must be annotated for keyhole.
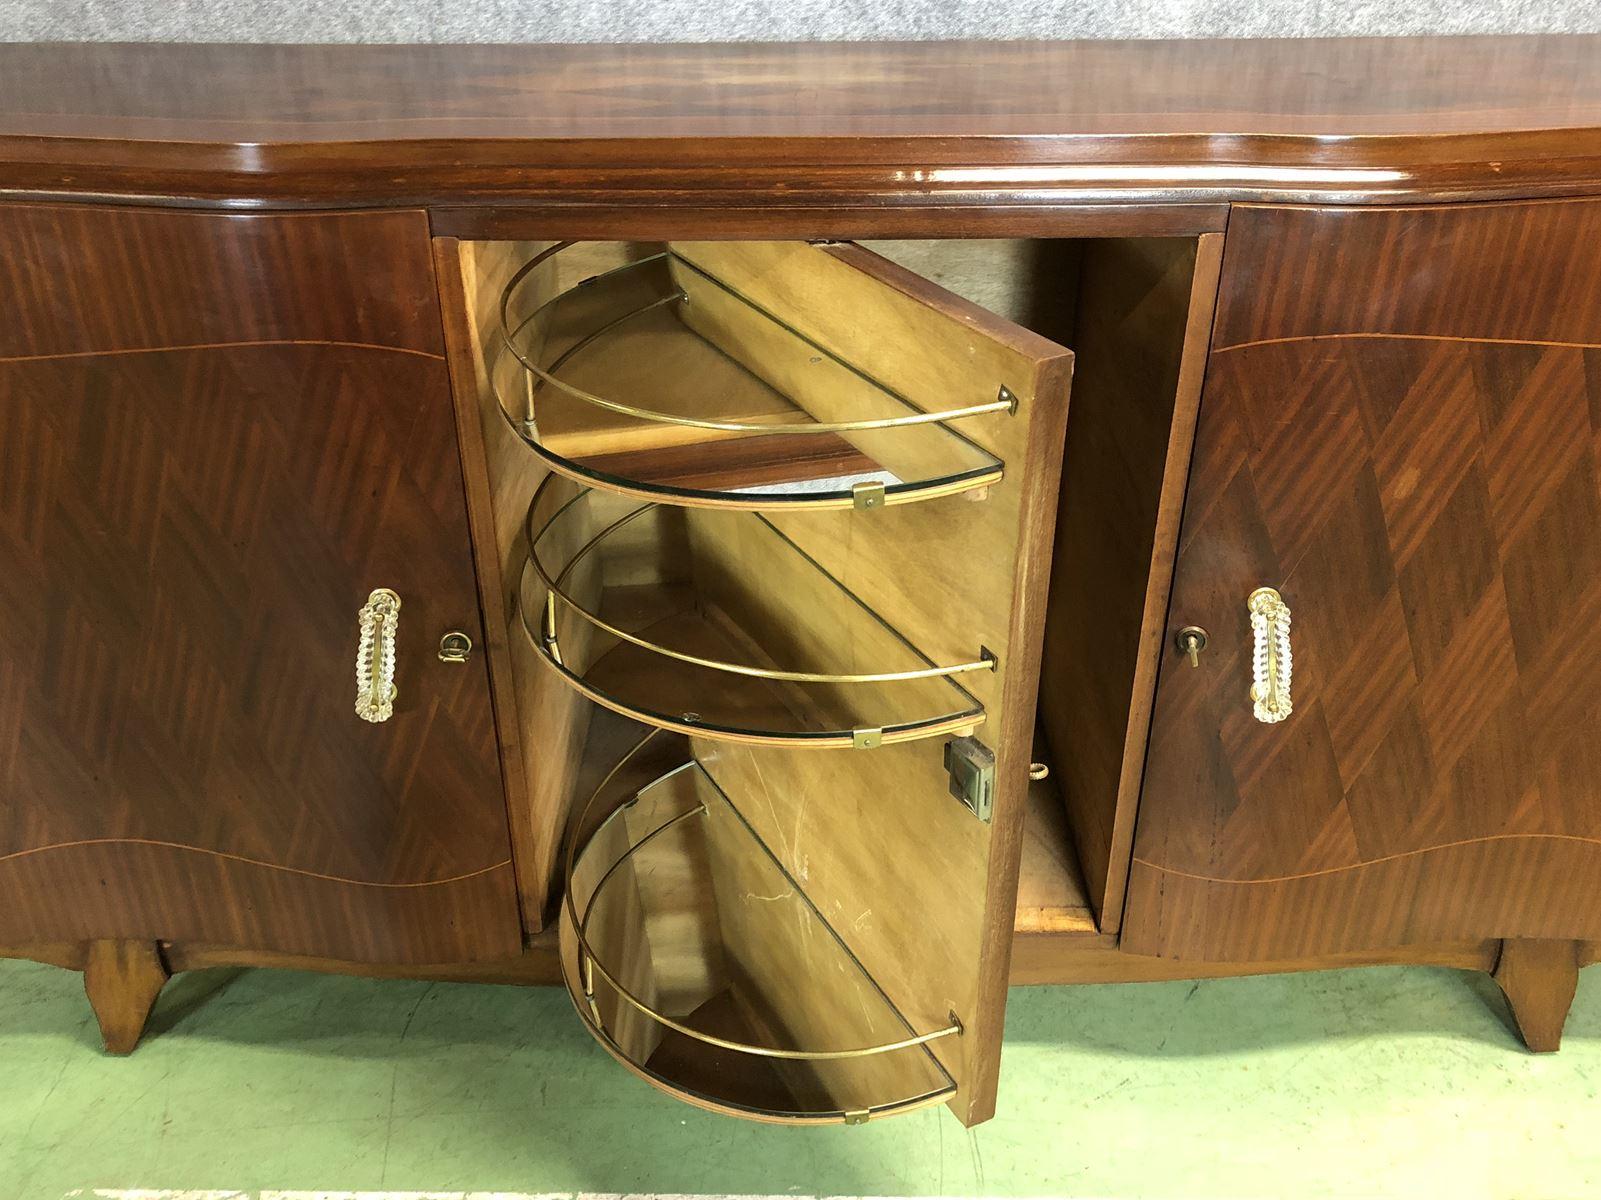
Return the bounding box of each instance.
[1176,626,1209,668]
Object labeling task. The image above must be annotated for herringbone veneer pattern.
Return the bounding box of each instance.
[1126,200,1601,960]
[0,206,520,963]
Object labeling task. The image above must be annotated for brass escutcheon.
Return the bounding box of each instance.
[438,631,474,663]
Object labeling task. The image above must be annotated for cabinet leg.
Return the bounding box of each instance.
[82,939,169,1055]
[1492,938,1581,1053]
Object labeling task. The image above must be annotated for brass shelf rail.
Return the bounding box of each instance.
[515,474,989,748]
[558,729,960,1124]
[491,241,1009,511]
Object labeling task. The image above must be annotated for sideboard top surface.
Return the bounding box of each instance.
[5,37,1601,207]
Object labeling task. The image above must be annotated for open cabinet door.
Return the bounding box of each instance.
[506,239,1073,1125]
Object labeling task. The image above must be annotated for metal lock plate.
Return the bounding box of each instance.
[943,736,995,822]
[437,631,474,663]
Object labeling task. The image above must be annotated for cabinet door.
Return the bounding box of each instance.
[1124,200,1601,961]
[0,204,521,964]
[476,238,1076,1124]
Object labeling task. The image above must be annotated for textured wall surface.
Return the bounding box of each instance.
[1,0,1598,42]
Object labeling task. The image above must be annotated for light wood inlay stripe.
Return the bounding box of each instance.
[1135,832,1601,884]
[1213,331,1601,355]
[0,338,447,365]
[0,839,513,888]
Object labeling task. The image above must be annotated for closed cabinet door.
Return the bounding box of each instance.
[1125,199,1601,961]
[0,204,521,963]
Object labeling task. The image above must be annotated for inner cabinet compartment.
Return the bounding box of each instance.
[521,474,987,745]
[863,238,1225,937]
[1028,236,1224,934]
[562,730,958,1124]
[438,232,1212,1127]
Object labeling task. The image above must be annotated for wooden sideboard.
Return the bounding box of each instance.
[3,37,1601,1127]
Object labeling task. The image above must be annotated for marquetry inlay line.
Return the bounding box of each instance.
[0,840,514,888]
[0,204,518,963]
[0,338,447,366]
[1126,198,1601,962]
[1212,330,1601,355]
[1135,832,1601,885]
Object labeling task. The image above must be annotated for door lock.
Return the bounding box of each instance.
[1175,626,1209,668]
[944,736,996,822]
[438,631,474,663]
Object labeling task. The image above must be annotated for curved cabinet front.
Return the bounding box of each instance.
[1124,198,1601,961]
[0,204,522,964]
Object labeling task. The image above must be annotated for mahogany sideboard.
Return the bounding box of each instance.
[3,36,1601,1127]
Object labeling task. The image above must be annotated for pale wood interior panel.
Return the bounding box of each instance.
[452,239,751,926]
[567,800,666,1063]
[531,245,806,463]
[1036,235,1223,931]
[450,235,1228,1124]
[1017,767,1098,936]
[680,507,976,733]
[867,237,1221,937]
[697,773,954,1115]
[528,480,980,741]
[444,237,587,929]
[670,239,1073,1125]
[669,252,989,486]
[565,757,953,1120]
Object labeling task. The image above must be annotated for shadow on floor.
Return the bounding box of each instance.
[12,954,1600,1063]
[1000,962,1600,1058]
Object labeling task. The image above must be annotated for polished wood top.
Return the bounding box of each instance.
[9,38,1601,139]
[4,37,1601,207]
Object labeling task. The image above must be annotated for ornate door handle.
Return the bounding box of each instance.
[1248,586,1292,724]
[355,587,401,723]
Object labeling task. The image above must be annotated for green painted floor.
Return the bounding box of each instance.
[1,957,1597,1199]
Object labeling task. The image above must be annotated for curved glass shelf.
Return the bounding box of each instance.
[492,241,1006,510]
[517,475,988,748]
[559,732,959,1124]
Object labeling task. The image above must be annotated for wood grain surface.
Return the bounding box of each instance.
[4,39,1601,208]
[1124,198,1601,961]
[1492,938,1583,1052]
[1040,235,1223,930]
[677,239,1074,1125]
[82,939,169,1054]
[0,204,521,963]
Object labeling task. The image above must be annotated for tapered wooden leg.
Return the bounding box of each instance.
[1492,938,1581,1052]
[82,939,169,1055]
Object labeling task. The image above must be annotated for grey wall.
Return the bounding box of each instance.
[2,0,1598,42]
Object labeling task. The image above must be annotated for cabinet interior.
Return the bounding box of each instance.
[864,238,1214,937]
[443,233,1210,1123]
